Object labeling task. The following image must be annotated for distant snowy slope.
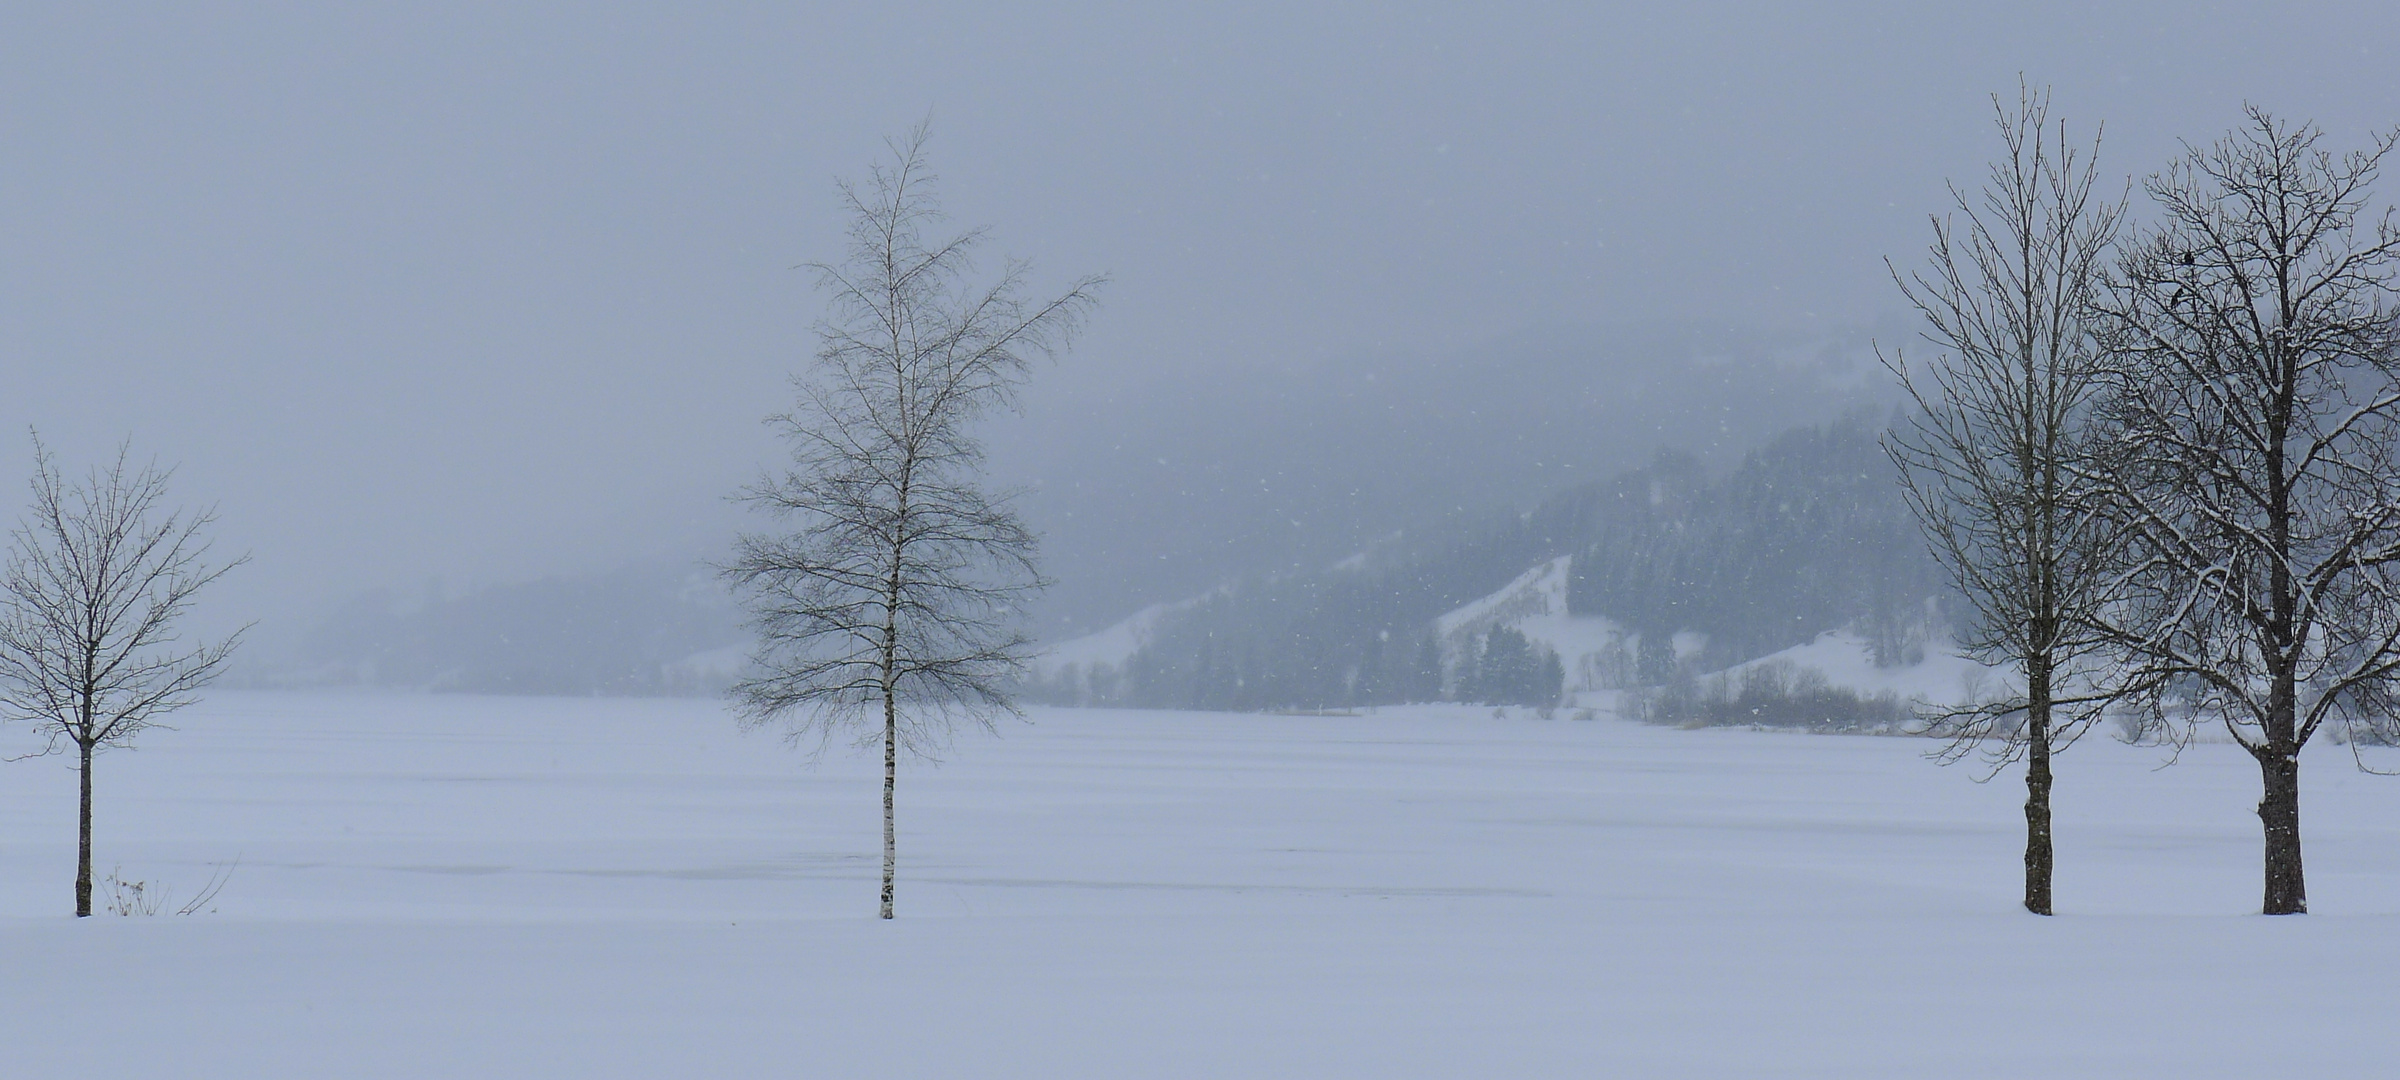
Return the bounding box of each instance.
[1090,414,1945,712]
[1435,556,1629,693]
[1008,319,1906,643]
[1440,554,2003,712]
[1708,629,2004,707]
[1024,597,1212,704]
[1034,601,1182,675]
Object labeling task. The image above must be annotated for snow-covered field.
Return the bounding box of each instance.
[3,693,2398,1077]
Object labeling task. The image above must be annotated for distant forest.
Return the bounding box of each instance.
[1029,412,1946,710]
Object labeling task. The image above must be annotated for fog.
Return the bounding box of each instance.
[4,3,2395,659]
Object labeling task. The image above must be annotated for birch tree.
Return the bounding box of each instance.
[0,437,245,917]
[726,125,1101,919]
[2094,109,2400,915]
[1882,85,2125,915]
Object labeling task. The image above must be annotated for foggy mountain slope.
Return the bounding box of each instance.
[1033,413,1945,710]
[998,318,1906,641]
[1565,416,1943,668]
[252,321,1903,699]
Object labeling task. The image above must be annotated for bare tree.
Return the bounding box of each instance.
[0,436,245,917]
[2093,109,2400,915]
[1882,85,2126,915]
[726,125,1101,919]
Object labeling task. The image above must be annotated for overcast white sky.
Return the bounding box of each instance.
[4,2,2395,638]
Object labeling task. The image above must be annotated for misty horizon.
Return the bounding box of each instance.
[8,3,2396,654]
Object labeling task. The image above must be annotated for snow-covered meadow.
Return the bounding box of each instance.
[3,693,2398,1077]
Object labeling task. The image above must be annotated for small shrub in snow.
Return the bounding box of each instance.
[102,869,164,917]
[99,859,236,916]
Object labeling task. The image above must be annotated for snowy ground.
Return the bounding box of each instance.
[2,694,2398,1077]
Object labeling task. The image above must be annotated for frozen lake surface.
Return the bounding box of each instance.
[3,693,2398,1077]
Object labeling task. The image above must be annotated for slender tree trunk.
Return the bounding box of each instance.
[878,517,902,921]
[2023,654,2054,916]
[2258,746,2305,915]
[881,690,897,920]
[2260,357,2304,916]
[76,741,93,918]
[879,460,909,921]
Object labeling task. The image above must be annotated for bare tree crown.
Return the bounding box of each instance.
[1884,84,2127,770]
[0,436,246,758]
[2097,109,2400,751]
[727,125,1104,756]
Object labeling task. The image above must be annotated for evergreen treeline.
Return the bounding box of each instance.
[1458,626,1566,708]
[1035,413,1943,710]
[1566,414,1945,675]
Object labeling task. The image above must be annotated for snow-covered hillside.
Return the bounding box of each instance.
[1024,597,1203,704]
[1712,627,2003,705]
[1435,555,1634,694]
[1440,554,2001,711]
[1052,550,1992,715]
[1034,600,1178,675]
